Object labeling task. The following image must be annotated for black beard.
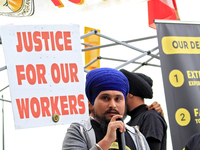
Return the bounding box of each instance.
[123,103,128,119]
[92,109,110,135]
[125,102,133,116]
[99,116,109,135]
[92,106,128,135]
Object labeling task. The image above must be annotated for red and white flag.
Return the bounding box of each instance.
[148,0,180,29]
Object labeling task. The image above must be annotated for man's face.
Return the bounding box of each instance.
[92,90,126,122]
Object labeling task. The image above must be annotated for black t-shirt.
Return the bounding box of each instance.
[184,132,200,150]
[127,104,167,150]
[91,119,136,150]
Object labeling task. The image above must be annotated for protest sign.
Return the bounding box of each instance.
[0,24,88,129]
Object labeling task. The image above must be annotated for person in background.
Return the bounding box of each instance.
[62,67,150,150]
[120,69,167,150]
[183,132,200,150]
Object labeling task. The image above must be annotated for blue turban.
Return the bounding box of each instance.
[85,68,129,105]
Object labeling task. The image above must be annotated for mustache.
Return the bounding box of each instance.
[103,109,120,115]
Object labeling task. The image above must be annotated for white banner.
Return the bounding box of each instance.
[0,24,88,129]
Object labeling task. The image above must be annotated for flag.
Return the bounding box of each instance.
[51,0,64,7]
[148,0,180,29]
[68,0,84,5]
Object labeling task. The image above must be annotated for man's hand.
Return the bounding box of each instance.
[107,115,125,140]
[97,115,125,149]
[146,101,164,118]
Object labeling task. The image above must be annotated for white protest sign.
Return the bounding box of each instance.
[0,24,88,129]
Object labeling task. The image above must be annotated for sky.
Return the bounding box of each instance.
[0,0,200,150]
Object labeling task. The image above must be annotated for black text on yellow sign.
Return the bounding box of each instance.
[169,69,184,87]
[175,108,191,126]
[162,36,200,54]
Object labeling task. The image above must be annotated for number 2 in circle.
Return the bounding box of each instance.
[180,113,185,121]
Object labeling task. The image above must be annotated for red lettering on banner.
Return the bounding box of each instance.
[55,31,63,51]
[30,97,41,118]
[16,64,47,85]
[16,63,78,85]
[40,97,51,117]
[51,63,60,83]
[78,94,85,114]
[50,31,56,51]
[63,31,72,50]
[16,65,26,85]
[51,96,61,115]
[16,31,72,52]
[16,98,29,119]
[36,64,47,84]
[69,63,79,82]
[26,64,36,85]
[61,63,69,83]
[15,94,86,119]
[42,32,50,51]
[16,32,23,52]
[22,32,33,52]
[51,63,79,84]
[60,96,69,115]
[33,31,42,52]
[69,95,78,114]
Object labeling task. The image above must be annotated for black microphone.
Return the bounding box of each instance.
[116,118,126,150]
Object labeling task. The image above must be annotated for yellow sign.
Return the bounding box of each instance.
[175,108,191,126]
[162,36,200,54]
[169,69,184,87]
[84,27,100,70]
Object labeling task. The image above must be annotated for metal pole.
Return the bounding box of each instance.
[114,52,148,70]
[154,19,200,25]
[132,52,160,72]
[0,66,7,72]
[84,68,90,73]
[84,57,99,69]
[0,98,11,103]
[82,35,157,52]
[95,32,159,59]
[114,47,158,70]
[0,85,9,93]
[80,30,97,39]
[100,56,160,67]
[2,95,4,150]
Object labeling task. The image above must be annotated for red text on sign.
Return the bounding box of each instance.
[16,31,72,52]
[16,63,79,85]
[16,94,86,119]
[16,64,47,85]
[51,63,79,84]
